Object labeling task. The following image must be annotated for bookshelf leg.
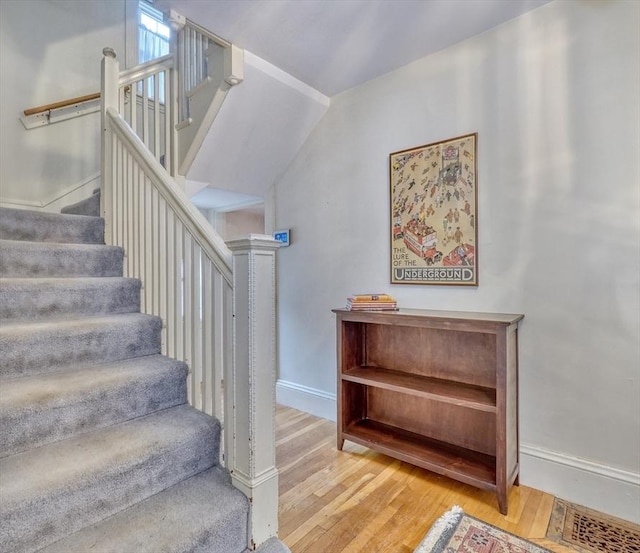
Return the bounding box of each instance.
[497,490,508,515]
[337,437,345,451]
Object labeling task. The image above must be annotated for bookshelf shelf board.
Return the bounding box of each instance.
[344,419,497,490]
[343,366,496,412]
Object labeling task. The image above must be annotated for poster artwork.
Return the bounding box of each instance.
[389,133,478,285]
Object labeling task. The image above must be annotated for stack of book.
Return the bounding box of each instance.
[346,294,398,311]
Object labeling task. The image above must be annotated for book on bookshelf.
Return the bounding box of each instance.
[346,294,397,311]
[346,305,398,311]
[348,294,395,303]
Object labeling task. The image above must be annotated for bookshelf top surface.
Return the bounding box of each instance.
[332,307,524,325]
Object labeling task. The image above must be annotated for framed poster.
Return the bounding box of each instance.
[390,133,478,285]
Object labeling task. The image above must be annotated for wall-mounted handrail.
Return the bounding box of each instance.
[21,54,173,117]
[24,92,100,116]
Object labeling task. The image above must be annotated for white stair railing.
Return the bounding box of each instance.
[102,47,232,419]
[169,15,244,176]
[116,53,177,175]
[101,41,279,548]
[105,15,243,181]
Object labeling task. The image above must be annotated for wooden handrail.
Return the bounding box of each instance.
[24,92,101,116]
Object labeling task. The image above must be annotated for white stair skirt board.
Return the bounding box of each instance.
[0,174,100,212]
[275,380,336,422]
[274,381,640,524]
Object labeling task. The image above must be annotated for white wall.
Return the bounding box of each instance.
[224,209,265,240]
[274,0,640,521]
[187,51,329,199]
[0,0,126,207]
[200,207,266,241]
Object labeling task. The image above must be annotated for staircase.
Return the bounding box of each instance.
[0,207,289,553]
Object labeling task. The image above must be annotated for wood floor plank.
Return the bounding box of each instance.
[276,405,574,553]
[341,504,399,553]
[530,492,557,537]
[277,418,328,447]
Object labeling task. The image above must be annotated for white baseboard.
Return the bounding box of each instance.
[275,380,640,523]
[520,443,639,523]
[275,380,336,422]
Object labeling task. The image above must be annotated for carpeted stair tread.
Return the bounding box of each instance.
[37,466,249,553]
[0,355,188,457]
[255,538,293,553]
[0,207,104,244]
[0,313,162,380]
[0,404,220,553]
[0,194,277,551]
[60,189,101,217]
[0,239,123,277]
[0,277,140,320]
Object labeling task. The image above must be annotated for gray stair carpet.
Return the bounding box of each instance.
[0,207,103,244]
[0,206,289,553]
[60,188,101,217]
[0,277,141,320]
[0,239,124,277]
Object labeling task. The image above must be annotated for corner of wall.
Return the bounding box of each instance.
[275,380,336,422]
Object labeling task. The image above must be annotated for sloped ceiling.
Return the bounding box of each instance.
[154,0,552,209]
[156,0,552,97]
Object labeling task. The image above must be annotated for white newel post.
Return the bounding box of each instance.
[100,47,119,244]
[226,235,280,549]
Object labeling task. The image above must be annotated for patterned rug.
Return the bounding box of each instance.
[546,498,640,553]
[414,506,552,553]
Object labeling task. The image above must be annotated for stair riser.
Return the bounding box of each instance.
[0,409,220,553]
[0,278,141,320]
[0,316,162,379]
[0,241,123,278]
[0,359,188,458]
[0,208,104,244]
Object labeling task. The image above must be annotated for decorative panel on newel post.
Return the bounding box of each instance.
[227,235,280,549]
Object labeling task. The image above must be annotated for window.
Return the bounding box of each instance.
[139,1,170,64]
[138,1,170,102]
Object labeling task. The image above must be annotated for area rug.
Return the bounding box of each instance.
[414,505,553,553]
[546,498,640,553]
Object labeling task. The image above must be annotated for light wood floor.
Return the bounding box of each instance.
[276,405,574,553]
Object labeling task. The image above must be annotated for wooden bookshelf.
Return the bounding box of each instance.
[333,308,524,514]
